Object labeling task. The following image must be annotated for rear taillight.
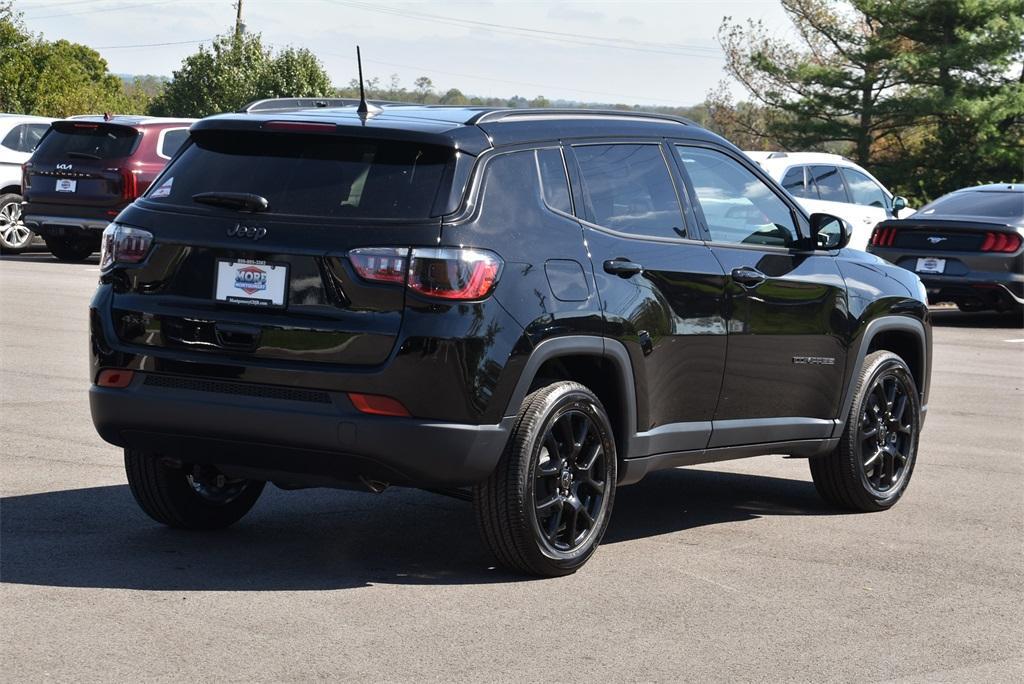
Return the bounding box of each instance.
[99,222,153,270]
[408,248,503,300]
[348,247,504,301]
[120,168,140,201]
[96,369,134,388]
[349,247,408,284]
[980,231,1022,253]
[21,162,31,190]
[870,226,898,247]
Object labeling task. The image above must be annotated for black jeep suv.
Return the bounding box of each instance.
[89,103,932,576]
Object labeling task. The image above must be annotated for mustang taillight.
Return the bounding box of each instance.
[980,231,1022,253]
[870,226,898,247]
[99,222,153,270]
[348,247,504,301]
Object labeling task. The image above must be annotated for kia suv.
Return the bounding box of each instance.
[22,115,194,261]
[746,151,912,251]
[89,104,932,576]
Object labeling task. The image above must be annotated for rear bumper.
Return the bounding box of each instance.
[22,213,108,241]
[90,373,514,487]
[868,248,1024,306]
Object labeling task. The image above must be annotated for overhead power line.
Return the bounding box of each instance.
[25,0,167,20]
[93,38,214,50]
[326,0,722,59]
[308,47,687,105]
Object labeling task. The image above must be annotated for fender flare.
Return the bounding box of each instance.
[833,315,929,438]
[503,335,638,458]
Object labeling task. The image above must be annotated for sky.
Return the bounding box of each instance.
[13,0,796,107]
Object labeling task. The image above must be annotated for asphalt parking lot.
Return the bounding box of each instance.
[1,253,1022,682]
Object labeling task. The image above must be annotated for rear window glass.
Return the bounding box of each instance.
[145,131,453,219]
[34,123,140,160]
[919,191,1024,219]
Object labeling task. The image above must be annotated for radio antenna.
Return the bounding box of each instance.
[356,46,381,120]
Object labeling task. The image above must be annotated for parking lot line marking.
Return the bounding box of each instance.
[1004,339,1024,343]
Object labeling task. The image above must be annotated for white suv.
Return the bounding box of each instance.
[745,151,913,251]
[0,114,53,253]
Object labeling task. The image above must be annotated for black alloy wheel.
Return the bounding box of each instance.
[858,371,914,495]
[531,408,610,555]
[474,381,617,577]
[810,350,920,511]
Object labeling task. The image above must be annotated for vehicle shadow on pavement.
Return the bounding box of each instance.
[929,308,1023,328]
[0,252,99,265]
[0,469,832,590]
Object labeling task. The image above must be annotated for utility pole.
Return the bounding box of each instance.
[234,0,245,40]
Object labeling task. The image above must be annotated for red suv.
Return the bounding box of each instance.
[22,115,194,261]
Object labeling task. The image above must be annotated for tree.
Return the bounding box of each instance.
[439,88,467,105]
[413,76,434,102]
[718,0,906,165]
[148,33,332,117]
[1,3,142,116]
[717,0,1024,201]
[866,0,1024,198]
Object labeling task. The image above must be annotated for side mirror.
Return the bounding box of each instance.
[892,195,908,218]
[809,212,850,250]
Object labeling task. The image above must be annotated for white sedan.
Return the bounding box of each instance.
[745,151,913,251]
[0,113,53,253]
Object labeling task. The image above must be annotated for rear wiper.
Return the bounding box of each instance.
[192,192,269,213]
[67,152,101,160]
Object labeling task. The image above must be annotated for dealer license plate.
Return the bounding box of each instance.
[915,257,946,274]
[215,259,288,307]
[55,179,77,193]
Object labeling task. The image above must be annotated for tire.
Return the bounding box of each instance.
[474,381,617,577]
[810,350,921,511]
[44,236,94,262]
[0,193,33,254]
[124,449,265,529]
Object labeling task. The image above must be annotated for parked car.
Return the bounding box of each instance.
[746,151,912,250]
[90,103,931,576]
[22,115,194,261]
[0,113,53,253]
[867,183,1023,312]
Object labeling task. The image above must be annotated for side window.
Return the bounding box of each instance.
[675,145,799,248]
[159,128,189,159]
[1,125,25,152]
[535,148,572,214]
[841,167,888,208]
[809,165,849,203]
[25,124,49,151]
[781,166,812,199]
[573,143,684,239]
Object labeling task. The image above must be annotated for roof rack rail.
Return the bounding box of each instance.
[467,108,694,126]
[767,151,788,159]
[239,97,424,113]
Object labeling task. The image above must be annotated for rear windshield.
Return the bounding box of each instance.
[919,191,1023,220]
[144,131,454,219]
[34,123,140,161]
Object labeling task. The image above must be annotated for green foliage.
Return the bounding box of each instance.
[0,2,144,116]
[148,33,332,117]
[715,0,1024,202]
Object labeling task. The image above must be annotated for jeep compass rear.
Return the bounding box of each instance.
[91,104,931,577]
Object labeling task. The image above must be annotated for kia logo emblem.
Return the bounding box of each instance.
[926,236,946,244]
[227,223,267,240]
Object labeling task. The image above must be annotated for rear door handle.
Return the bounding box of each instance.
[731,266,766,287]
[603,258,644,278]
